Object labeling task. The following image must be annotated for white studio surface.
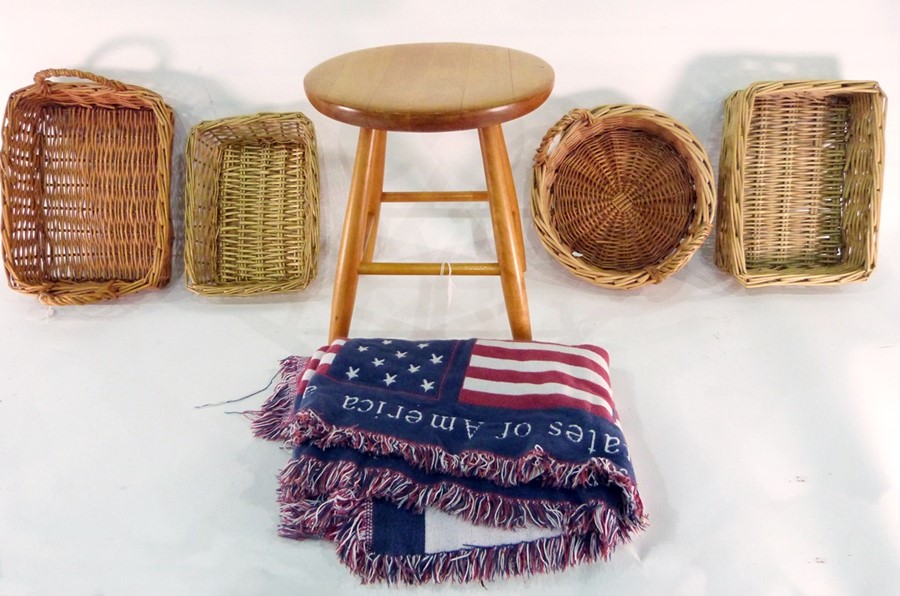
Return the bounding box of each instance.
[1,1,899,594]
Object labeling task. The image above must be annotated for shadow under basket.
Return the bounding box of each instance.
[531,105,715,289]
[1,69,174,305]
[184,113,319,296]
[716,80,887,287]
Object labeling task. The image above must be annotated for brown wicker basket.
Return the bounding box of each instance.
[1,69,174,305]
[716,80,887,287]
[532,105,715,289]
[184,112,319,296]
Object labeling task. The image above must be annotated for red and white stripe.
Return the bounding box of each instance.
[459,340,616,420]
[296,339,345,396]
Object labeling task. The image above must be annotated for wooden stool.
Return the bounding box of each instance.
[304,43,554,342]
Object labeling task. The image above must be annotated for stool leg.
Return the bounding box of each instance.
[362,131,387,262]
[478,124,532,341]
[329,128,386,342]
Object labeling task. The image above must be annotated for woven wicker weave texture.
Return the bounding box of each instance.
[1,69,174,305]
[532,105,715,289]
[184,112,319,296]
[716,80,886,287]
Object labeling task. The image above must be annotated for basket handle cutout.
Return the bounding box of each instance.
[34,69,129,92]
[534,108,594,164]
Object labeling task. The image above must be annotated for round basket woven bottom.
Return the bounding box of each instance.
[549,127,694,272]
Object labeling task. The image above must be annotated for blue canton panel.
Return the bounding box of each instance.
[326,338,462,400]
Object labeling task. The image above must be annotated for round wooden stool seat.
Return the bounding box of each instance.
[304,43,554,132]
[305,43,554,341]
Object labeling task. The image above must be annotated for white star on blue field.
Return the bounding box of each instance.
[331,338,457,397]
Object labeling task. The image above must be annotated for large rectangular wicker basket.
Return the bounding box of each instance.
[184,112,319,296]
[1,69,174,305]
[716,80,886,287]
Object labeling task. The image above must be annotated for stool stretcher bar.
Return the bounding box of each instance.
[380,191,489,203]
[357,262,501,276]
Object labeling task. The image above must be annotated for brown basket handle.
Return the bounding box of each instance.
[533,108,594,165]
[34,69,129,92]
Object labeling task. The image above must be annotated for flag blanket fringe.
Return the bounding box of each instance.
[251,338,646,584]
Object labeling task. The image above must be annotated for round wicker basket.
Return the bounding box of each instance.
[531,105,715,289]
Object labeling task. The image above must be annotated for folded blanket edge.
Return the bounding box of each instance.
[333,501,636,585]
[276,449,647,535]
[293,408,645,507]
[272,485,644,585]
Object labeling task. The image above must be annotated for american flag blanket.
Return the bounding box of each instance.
[251,338,646,584]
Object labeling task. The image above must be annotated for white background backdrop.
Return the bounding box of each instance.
[1,1,899,594]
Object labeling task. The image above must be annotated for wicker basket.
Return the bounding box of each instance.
[1,69,174,305]
[532,105,715,289]
[184,112,319,296]
[716,80,887,287]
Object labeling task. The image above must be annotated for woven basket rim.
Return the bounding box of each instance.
[740,79,884,98]
[193,111,314,130]
[531,104,716,289]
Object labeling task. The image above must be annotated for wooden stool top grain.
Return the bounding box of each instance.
[303,43,554,132]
